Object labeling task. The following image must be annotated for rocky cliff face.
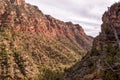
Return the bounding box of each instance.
[65,2,120,80]
[0,0,93,79]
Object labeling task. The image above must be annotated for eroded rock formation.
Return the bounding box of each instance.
[9,0,25,5]
[0,0,93,79]
[65,2,120,80]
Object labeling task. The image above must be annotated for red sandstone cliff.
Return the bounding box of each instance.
[0,0,93,79]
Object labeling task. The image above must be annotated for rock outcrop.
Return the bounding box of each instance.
[8,0,25,5]
[65,2,120,80]
[0,0,93,80]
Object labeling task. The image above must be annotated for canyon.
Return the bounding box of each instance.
[65,2,120,80]
[0,0,93,80]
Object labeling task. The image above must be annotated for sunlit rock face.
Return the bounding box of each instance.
[0,0,93,80]
[9,0,25,5]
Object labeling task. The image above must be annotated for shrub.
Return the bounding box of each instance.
[100,71,118,80]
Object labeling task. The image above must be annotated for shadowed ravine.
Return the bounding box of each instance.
[65,2,120,80]
[1,0,120,80]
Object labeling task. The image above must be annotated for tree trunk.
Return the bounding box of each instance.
[112,25,120,49]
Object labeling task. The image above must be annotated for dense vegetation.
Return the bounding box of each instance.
[0,0,93,79]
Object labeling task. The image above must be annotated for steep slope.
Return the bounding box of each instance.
[0,0,93,80]
[65,2,120,80]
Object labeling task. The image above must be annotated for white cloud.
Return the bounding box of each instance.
[26,0,119,37]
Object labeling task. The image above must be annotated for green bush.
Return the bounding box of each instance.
[43,68,64,80]
[91,48,99,56]
[100,71,118,80]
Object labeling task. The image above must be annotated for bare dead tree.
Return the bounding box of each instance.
[108,10,120,50]
[111,24,120,49]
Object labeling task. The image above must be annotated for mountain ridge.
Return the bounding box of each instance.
[65,2,120,80]
[0,0,93,79]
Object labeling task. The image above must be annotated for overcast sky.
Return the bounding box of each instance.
[26,0,119,37]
